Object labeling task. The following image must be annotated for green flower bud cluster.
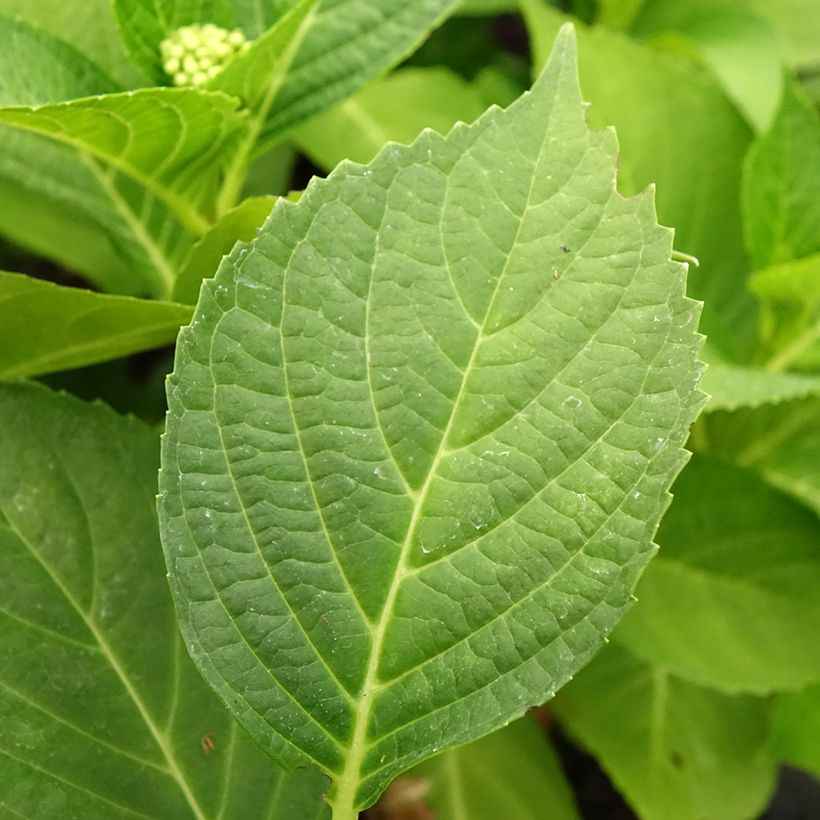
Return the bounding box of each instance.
[160,24,249,87]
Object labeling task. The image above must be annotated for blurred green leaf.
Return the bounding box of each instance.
[0,0,140,86]
[291,67,486,171]
[616,456,820,693]
[701,361,820,412]
[771,684,820,779]
[173,195,276,304]
[553,644,776,820]
[521,1,754,361]
[751,254,820,372]
[747,0,820,69]
[0,382,330,818]
[624,0,782,130]
[703,397,820,517]
[0,271,192,379]
[411,717,579,820]
[743,80,820,269]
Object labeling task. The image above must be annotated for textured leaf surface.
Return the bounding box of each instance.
[616,456,820,693]
[160,26,704,814]
[411,717,578,820]
[0,88,246,234]
[522,1,753,361]
[0,18,199,296]
[742,81,820,269]
[553,645,776,820]
[0,382,329,819]
[701,361,820,413]
[0,271,192,380]
[174,196,276,305]
[292,67,486,171]
[771,683,820,779]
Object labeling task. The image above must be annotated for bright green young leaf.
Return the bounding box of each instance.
[701,361,820,413]
[742,80,820,269]
[553,645,776,820]
[0,88,246,235]
[703,397,820,517]
[522,1,753,362]
[291,67,487,172]
[0,18,199,296]
[751,254,820,372]
[243,0,460,152]
[747,0,820,69]
[0,271,192,380]
[173,196,276,305]
[596,0,646,30]
[771,684,820,779]
[0,0,140,87]
[113,0,237,84]
[0,382,329,819]
[624,0,782,130]
[411,716,579,820]
[160,26,704,817]
[615,456,820,693]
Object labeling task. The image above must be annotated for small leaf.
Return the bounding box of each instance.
[291,67,487,171]
[0,19,197,296]
[0,88,247,234]
[160,25,704,814]
[0,382,329,819]
[0,271,193,380]
[703,397,820,517]
[173,196,276,305]
[411,716,579,820]
[742,80,820,268]
[701,361,820,413]
[751,253,820,372]
[553,645,777,820]
[616,456,820,693]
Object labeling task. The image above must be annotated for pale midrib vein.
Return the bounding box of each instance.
[2,516,208,820]
[0,680,171,776]
[81,155,178,296]
[3,113,210,236]
[0,601,97,652]
[358,305,683,775]
[333,97,553,813]
[0,748,154,820]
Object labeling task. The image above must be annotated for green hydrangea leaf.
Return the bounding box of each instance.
[0,382,329,819]
[410,716,579,820]
[159,25,704,816]
[616,456,820,693]
[0,88,247,236]
[771,683,820,779]
[552,645,776,820]
[742,80,820,269]
[701,361,820,413]
[0,271,193,379]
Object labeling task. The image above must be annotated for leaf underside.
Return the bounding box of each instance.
[160,25,704,813]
